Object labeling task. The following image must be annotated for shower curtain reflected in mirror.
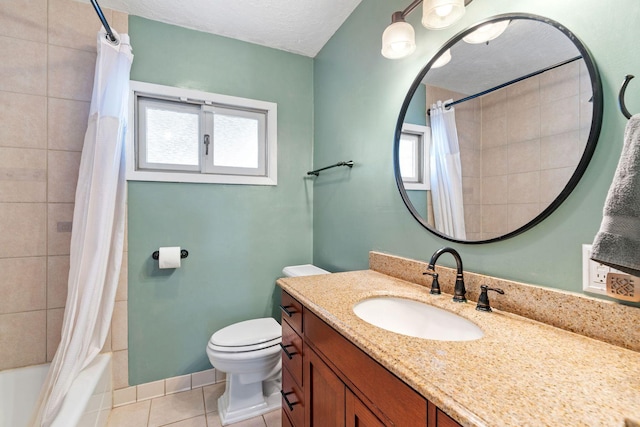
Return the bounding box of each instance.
[31,28,133,427]
[429,100,466,240]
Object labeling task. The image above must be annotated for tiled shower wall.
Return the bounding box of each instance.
[426,60,591,240]
[0,0,128,371]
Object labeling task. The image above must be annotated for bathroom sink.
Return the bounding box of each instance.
[353,297,483,341]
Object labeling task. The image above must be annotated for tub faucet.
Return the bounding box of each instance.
[423,247,466,303]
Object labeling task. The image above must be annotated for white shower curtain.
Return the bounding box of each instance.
[31,28,133,427]
[430,100,466,240]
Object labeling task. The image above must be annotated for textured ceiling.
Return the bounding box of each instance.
[91,0,363,57]
[425,19,582,95]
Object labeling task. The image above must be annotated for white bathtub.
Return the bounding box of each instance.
[0,353,112,427]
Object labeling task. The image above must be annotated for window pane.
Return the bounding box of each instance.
[400,133,420,182]
[146,108,199,166]
[213,114,259,168]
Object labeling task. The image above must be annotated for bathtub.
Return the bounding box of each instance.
[0,353,112,427]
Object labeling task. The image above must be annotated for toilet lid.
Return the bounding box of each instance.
[210,318,281,349]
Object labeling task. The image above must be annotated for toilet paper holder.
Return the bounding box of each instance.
[152,249,189,260]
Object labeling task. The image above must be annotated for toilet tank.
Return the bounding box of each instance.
[282,264,330,277]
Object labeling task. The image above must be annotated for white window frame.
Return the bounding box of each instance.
[400,123,430,191]
[127,81,277,185]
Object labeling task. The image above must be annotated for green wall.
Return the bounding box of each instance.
[127,17,314,384]
[313,0,640,291]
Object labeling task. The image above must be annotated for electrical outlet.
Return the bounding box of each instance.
[582,244,624,295]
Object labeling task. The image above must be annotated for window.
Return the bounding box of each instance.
[128,81,277,185]
[399,123,430,190]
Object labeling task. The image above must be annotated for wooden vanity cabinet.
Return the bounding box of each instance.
[280,292,305,427]
[280,290,461,427]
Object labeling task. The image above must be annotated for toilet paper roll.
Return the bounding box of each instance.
[158,246,181,269]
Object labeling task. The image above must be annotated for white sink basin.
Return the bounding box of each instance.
[353,297,483,341]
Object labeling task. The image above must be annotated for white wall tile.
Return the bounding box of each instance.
[166,374,192,395]
[137,380,165,401]
[192,369,217,388]
[113,386,137,407]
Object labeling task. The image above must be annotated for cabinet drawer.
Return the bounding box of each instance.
[281,318,303,387]
[305,310,427,427]
[282,365,304,427]
[280,291,303,334]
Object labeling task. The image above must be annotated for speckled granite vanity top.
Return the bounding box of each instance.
[277,269,640,427]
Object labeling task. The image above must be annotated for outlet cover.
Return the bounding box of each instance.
[582,244,625,295]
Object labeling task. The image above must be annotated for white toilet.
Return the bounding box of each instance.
[206,264,329,425]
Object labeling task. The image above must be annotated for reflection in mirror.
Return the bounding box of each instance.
[395,14,602,243]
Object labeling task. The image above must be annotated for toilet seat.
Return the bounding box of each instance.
[209,318,281,353]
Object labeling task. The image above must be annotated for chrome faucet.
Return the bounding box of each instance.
[423,247,466,303]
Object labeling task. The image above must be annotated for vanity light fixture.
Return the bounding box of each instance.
[431,48,452,68]
[381,0,472,59]
[462,20,510,44]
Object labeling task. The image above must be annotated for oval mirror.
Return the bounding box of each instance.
[394,13,603,243]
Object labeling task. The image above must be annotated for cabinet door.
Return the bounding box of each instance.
[304,344,346,427]
[346,390,386,427]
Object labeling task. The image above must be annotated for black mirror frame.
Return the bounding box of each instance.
[393,13,603,244]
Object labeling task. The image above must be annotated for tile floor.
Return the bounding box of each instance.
[107,383,281,427]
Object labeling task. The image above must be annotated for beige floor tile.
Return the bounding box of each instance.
[162,415,207,427]
[206,413,223,427]
[107,399,150,427]
[148,388,205,427]
[227,415,267,427]
[263,410,281,427]
[203,383,225,414]
[0,257,46,314]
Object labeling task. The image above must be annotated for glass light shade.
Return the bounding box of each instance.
[431,49,452,68]
[463,20,510,44]
[422,0,465,30]
[381,21,416,59]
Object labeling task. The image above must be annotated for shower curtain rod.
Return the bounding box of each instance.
[427,55,583,115]
[90,0,117,43]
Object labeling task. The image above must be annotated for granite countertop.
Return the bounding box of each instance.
[277,270,640,427]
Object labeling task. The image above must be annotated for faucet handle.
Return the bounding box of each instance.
[476,285,504,312]
[423,269,441,295]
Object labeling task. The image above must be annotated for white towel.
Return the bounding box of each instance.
[591,114,640,276]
